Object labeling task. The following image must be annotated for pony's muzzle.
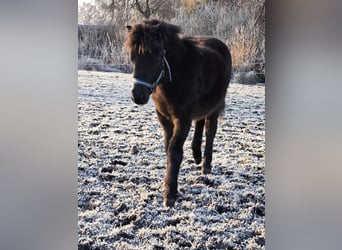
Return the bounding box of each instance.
[131,84,150,105]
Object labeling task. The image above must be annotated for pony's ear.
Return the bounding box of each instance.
[168,23,181,35]
[126,25,132,31]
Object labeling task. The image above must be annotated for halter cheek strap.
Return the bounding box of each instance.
[133,50,172,92]
[163,53,172,82]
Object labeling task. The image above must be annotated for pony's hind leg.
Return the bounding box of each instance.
[202,111,219,174]
[192,119,205,164]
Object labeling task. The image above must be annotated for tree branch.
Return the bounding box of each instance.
[135,0,144,14]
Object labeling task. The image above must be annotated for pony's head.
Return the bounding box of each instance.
[125,19,179,105]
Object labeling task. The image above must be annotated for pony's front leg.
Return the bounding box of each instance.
[163,119,191,207]
[156,111,173,152]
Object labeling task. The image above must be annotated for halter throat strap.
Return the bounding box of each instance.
[133,50,172,92]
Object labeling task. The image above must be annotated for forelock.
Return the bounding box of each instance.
[124,20,181,55]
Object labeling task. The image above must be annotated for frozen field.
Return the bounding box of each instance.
[78,70,265,249]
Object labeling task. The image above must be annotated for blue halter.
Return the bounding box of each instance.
[133,50,172,92]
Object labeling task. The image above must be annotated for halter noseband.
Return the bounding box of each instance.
[133,50,172,92]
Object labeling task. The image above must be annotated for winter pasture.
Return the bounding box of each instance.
[78,70,265,249]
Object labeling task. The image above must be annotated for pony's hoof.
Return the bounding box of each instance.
[194,156,202,165]
[201,166,211,175]
[163,198,176,208]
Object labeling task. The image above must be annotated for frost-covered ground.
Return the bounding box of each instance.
[78,70,265,249]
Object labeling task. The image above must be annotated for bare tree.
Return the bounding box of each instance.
[78,2,105,25]
[78,0,265,75]
[135,0,151,18]
[134,0,175,19]
[93,0,134,25]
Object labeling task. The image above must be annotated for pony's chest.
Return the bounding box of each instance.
[151,90,177,118]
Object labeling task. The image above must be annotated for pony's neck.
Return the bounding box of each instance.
[164,38,186,69]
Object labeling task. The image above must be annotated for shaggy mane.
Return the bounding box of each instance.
[124,19,181,55]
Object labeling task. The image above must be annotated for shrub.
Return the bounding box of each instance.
[78,24,130,71]
[237,71,257,85]
[172,1,264,79]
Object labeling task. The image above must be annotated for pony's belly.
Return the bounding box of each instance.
[191,102,222,121]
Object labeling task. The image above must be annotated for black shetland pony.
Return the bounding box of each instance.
[125,19,231,207]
